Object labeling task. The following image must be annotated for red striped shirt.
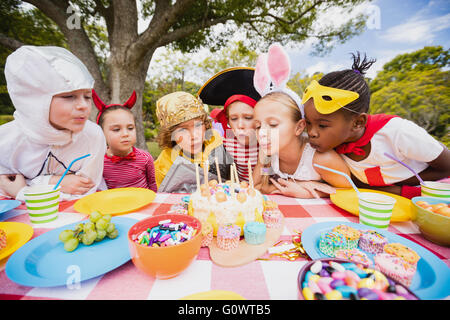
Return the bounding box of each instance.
[223,136,258,182]
[103,147,157,192]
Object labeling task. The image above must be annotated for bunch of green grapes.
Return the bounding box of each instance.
[59,211,119,252]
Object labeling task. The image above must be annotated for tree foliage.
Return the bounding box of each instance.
[370,46,450,146]
[0,0,370,149]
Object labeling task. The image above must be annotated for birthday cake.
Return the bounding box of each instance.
[188,180,265,236]
[188,162,266,236]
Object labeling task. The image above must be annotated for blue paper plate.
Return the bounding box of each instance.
[0,200,21,216]
[5,216,137,287]
[301,221,450,300]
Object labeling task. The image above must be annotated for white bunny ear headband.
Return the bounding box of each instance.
[253,43,304,118]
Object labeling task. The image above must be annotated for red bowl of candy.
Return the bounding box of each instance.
[297,258,420,300]
[128,214,202,279]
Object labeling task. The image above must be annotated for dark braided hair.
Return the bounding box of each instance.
[319,52,376,115]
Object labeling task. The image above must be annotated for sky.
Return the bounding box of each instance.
[146,0,450,83]
[288,0,450,79]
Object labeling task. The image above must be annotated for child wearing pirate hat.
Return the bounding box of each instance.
[198,67,260,183]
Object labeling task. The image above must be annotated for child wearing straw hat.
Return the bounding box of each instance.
[0,46,106,201]
[154,91,234,193]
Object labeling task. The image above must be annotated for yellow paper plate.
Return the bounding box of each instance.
[180,290,246,300]
[0,222,34,260]
[330,188,414,222]
[74,188,156,216]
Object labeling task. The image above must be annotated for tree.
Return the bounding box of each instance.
[1,0,370,150]
[0,0,66,115]
[370,46,449,94]
[370,46,450,146]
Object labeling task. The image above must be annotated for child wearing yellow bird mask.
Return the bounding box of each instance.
[302,52,450,198]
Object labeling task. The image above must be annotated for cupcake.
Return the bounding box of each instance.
[358,230,388,254]
[217,224,241,250]
[243,222,266,245]
[319,231,347,257]
[0,229,6,250]
[200,221,213,247]
[263,209,282,228]
[383,243,420,268]
[335,248,372,266]
[374,253,417,287]
[168,203,188,215]
[332,224,361,249]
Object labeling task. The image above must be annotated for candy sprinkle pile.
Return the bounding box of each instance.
[133,219,197,247]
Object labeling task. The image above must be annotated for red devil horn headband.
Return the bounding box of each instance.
[93,89,137,124]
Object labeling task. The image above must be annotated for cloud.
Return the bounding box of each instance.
[380,13,450,44]
[305,61,346,76]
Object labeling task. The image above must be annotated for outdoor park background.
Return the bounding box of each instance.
[0,0,448,160]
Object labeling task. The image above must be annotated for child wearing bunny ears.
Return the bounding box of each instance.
[94,90,157,192]
[301,52,450,198]
[252,44,352,198]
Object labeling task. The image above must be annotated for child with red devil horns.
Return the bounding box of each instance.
[93,89,157,192]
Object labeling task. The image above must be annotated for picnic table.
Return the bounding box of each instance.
[1,192,449,300]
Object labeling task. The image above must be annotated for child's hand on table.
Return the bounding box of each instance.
[0,174,26,198]
[52,174,95,195]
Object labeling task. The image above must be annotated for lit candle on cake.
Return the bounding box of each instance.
[248,160,254,189]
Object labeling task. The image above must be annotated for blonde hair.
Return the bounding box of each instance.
[257,91,304,188]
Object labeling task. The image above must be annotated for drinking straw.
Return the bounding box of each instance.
[384,152,425,185]
[53,154,91,190]
[313,163,360,196]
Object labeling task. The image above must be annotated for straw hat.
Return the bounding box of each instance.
[156,91,207,128]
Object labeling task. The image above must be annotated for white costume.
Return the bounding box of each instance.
[271,142,321,181]
[342,117,444,185]
[0,46,106,200]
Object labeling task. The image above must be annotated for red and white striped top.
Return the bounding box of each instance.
[103,147,157,192]
[223,136,258,182]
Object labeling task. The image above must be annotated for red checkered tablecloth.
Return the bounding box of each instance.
[1,192,449,300]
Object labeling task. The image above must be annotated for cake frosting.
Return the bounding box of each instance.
[244,221,266,245]
[383,243,420,267]
[319,231,347,257]
[358,230,388,254]
[189,180,264,235]
[335,248,372,266]
[217,224,241,250]
[374,253,417,287]
[332,224,361,250]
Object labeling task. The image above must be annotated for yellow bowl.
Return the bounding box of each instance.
[411,197,450,247]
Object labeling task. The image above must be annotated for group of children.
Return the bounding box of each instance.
[0,44,448,201]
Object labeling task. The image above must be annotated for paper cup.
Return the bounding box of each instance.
[421,181,450,199]
[23,185,60,225]
[358,192,396,229]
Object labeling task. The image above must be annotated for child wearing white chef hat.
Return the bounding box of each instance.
[0,46,106,201]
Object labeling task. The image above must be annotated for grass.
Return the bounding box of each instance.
[0,115,13,125]
[147,141,161,159]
